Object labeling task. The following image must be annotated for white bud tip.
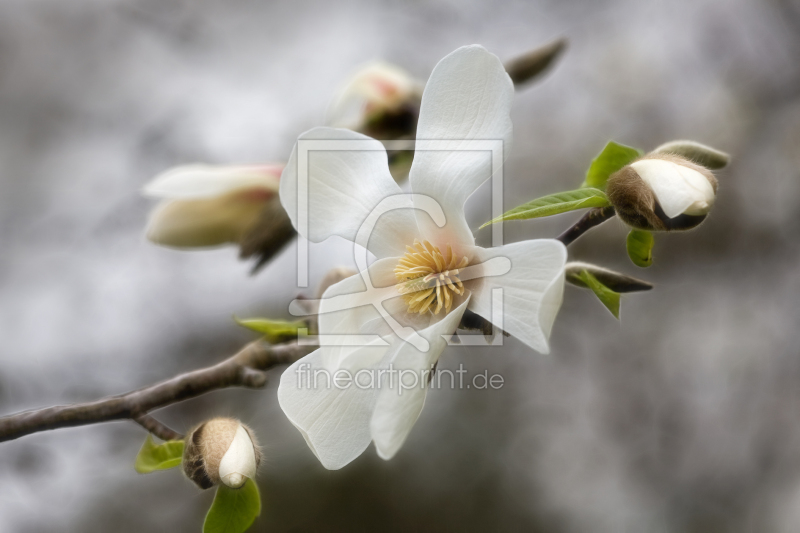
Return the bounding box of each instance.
[630,159,716,218]
[218,424,257,489]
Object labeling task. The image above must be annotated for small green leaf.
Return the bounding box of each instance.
[582,141,643,189]
[234,317,306,344]
[204,478,261,533]
[626,229,655,268]
[577,269,621,319]
[134,435,184,474]
[480,188,611,228]
[565,262,653,293]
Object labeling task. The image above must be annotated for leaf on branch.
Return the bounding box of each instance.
[204,478,261,533]
[134,435,184,473]
[480,188,611,228]
[626,229,655,268]
[575,269,621,319]
[565,262,653,293]
[582,141,643,189]
[234,317,307,344]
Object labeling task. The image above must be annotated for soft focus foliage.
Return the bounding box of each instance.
[134,436,184,473]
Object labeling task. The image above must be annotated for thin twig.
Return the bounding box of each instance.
[0,340,315,443]
[556,206,616,246]
[133,414,183,441]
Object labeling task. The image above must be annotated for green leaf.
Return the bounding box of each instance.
[234,317,306,344]
[582,141,643,189]
[480,188,611,228]
[576,269,621,319]
[626,229,655,268]
[204,478,261,533]
[134,435,184,474]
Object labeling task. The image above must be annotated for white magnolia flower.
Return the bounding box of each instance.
[327,61,422,132]
[143,164,282,248]
[278,45,567,470]
[607,153,718,231]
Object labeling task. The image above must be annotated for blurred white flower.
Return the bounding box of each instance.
[278,45,567,470]
[327,61,422,133]
[143,164,282,248]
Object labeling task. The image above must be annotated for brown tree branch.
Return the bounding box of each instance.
[0,340,315,443]
[0,210,617,445]
[556,206,617,246]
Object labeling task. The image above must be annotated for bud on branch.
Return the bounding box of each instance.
[183,418,261,490]
[606,153,718,231]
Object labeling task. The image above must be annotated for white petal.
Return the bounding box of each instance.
[280,127,419,259]
[467,240,567,354]
[315,257,398,369]
[630,159,716,218]
[218,424,257,488]
[409,45,514,255]
[143,164,282,199]
[144,189,270,248]
[370,297,470,460]
[278,344,390,470]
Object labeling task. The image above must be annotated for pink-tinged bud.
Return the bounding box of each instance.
[606,153,718,231]
[143,164,283,248]
[183,418,261,490]
[327,61,423,140]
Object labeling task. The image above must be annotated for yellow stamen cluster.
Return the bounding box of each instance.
[394,239,469,315]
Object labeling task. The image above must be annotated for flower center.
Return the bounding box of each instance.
[394,239,469,315]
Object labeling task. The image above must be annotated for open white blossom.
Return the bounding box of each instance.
[143,164,282,248]
[278,45,567,470]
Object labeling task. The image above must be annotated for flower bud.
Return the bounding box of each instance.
[504,37,567,87]
[606,153,718,231]
[183,418,261,490]
[143,164,283,248]
[326,61,422,140]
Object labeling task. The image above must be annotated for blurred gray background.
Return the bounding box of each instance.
[1,0,799,531]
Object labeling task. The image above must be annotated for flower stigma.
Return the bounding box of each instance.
[394,239,469,315]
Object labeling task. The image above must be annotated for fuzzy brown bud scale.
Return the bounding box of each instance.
[183,418,261,490]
